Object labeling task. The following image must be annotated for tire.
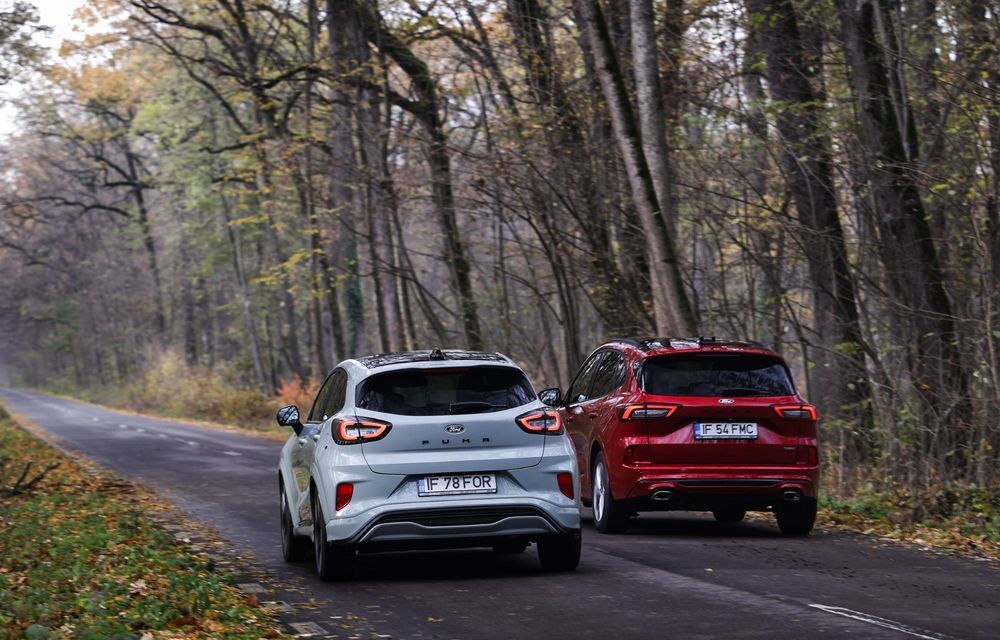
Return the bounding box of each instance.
[537,531,581,571]
[279,480,309,562]
[311,492,356,580]
[592,453,630,534]
[493,539,529,554]
[712,508,746,525]
[776,498,817,536]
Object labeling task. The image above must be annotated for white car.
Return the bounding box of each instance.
[276,349,582,579]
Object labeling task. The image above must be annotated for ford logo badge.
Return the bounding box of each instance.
[445,424,465,434]
[719,398,735,404]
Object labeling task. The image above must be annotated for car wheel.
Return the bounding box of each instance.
[592,453,630,534]
[537,531,581,571]
[493,538,529,554]
[280,480,309,562]
[712,508,746,525]
[311,492,356,580]
[776,498,817,536]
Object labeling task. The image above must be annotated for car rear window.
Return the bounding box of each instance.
[356,366,536,415]
[641,354,795,397]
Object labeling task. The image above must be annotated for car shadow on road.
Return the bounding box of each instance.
[583,510,809,540]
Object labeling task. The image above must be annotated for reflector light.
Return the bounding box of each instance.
[335,483,353,511]
[515,410,563,434]
[621,403,680,420]
[557,472,574,499]
[773,404,818,421]
[334,417,392,444]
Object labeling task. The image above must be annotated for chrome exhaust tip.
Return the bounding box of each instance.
[650,490,673,502]
[782,490,802,502]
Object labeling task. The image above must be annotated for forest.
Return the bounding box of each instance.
[0,0,997,507]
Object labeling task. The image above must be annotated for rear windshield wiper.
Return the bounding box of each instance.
[449,401,508,414]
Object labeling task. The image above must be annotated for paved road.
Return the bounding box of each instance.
[3,388,997,640]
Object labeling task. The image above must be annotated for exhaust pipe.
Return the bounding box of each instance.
[782,490,801,502]
[651,490,673,502]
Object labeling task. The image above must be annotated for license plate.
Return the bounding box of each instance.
[418,473,497,496]
[694,422,758,439]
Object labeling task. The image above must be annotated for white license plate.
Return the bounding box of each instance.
[418,473,497,496]
[694,422,758,439]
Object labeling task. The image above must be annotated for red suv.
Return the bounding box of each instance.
[539,338,819,535]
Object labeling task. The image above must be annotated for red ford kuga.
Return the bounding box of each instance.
[539,337,819,536]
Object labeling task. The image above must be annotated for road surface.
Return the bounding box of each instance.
[2,387,996,639]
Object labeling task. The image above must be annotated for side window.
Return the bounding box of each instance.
[322,368,348,419]
[566,352,608,404]
[590,351,626,399]
[308,372,336,422]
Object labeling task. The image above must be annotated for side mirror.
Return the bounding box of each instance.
[276,405,303,435]
[538,387,563,407]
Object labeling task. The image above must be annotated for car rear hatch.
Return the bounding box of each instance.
[637,352,815,466]
[354,365,545,475]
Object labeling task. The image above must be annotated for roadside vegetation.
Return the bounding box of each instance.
[819,486,999,559]
[0,408,285,639]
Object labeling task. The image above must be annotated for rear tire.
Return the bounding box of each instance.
[592,453,630,534]
[280,480,309,562]
[712,508,746,525]
[312,492,356,580]
[537,531,581,571]
[776,498,817,536]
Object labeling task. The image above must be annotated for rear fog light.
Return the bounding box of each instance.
[557,473,574,500]
[336,483,353,511]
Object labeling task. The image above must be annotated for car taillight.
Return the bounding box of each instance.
[516,410,563,434]
[335,483,353,510]
[773,404,818,421]
[557,472,574,499]
[620,403,680,420]
[334,417,392,444]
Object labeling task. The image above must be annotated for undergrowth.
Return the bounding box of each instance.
[819,483,999,558]
[0,410,286,639]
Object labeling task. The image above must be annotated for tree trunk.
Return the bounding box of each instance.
[836,0,966,440]
[574,0,696,336]
[746,0,873,450]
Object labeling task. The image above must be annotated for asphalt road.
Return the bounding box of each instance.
[2,387,997,640]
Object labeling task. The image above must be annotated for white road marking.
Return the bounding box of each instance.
[222,450,242,456]
[118,424,129,429]
[92,417,100,422]
[158,434,168,439]
[186,440,198,446]
[135,428,144,433]
[808,605,950,640]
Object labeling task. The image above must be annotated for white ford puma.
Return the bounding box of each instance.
[276,349,582,579]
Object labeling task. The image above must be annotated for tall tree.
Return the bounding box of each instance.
[746,0,873,447]
[574,0,696,337]
[835,0,966,440]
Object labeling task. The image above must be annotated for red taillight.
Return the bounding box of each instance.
[620,403,680,420]
[516,410,563,434]
[335,483,353,511]
[334,417,392,444]
[557,472,574,499]
[773,404,818,421]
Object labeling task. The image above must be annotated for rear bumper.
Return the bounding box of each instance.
[620,466,819,511]
[327,498,580,548]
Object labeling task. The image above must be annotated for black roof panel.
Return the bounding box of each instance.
[608,337,767,351]
[356,350,512,369]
